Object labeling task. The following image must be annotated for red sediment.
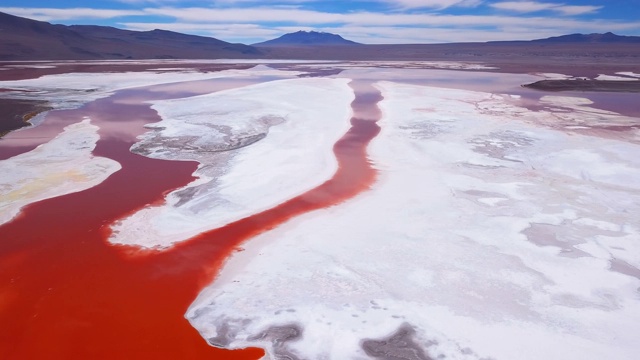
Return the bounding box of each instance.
[0,79,381,359]
[0,91,263,359]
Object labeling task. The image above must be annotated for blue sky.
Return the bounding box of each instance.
[1,1,639,44]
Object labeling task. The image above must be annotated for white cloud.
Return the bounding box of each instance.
[379,0,483,9]
[3,3,636,45]
[490,1,602,16]
[116,0,314,4]
[119,14,638,44]
[0,7,145,21]
[142,6,630,31]
[213,0,316,3]
[121,21,535,43]
[553,4,603,16]
[490,1,556,12]
[120,21,282,40]
[115,0,182,5]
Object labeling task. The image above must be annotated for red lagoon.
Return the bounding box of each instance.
[0,79,381,359]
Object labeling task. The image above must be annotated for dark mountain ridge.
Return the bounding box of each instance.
[1,11,639,62]
[490,32,640,44]
[534,32,640,43]
[0,11,260,60]
[253,30,360,46]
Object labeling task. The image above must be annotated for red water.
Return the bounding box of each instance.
[0,79,381,359]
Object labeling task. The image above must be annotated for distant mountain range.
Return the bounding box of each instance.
[1,11,639,61]
[0,11,260,61]
[533,32,640,43]
[489,32,640,45]
[253,31,360,46]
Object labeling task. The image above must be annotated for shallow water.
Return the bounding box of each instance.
[0,70,381,359]
[0,77,275,359]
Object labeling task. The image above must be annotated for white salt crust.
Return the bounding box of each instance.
[0,119,121,225]
[595,74,639,81]
[108,77,354,248]
[187,82,640,360]
[534,72,573,79]
[300,61,498,70]
[0,65,304,112]
[616,72,640,78]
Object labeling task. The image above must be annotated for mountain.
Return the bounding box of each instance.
[490,32,640,44]
[0,11,261,60]
[532,32,640,43]
[1,11,637,63]
[253,31,360,46]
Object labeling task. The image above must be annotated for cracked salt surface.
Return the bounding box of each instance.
[188,82,640,359]
[108,77,354,248]
[0,119,121,226]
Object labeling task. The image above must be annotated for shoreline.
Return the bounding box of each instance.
[1,59,638,139]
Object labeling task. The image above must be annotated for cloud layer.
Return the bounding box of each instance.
[490,1,602,15]
[1,1,638,44]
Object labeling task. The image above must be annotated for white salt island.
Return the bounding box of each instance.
[0,119,121,225]
[109,77,354,248]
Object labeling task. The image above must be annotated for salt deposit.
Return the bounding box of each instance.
[616,72,640,78]
[595,74,639,81]
[187,81,640,360]
[309,61,498,70]
[534,72,573,79]
[0,65,304,112]
[0,119,121,225]
[109,78,354,248]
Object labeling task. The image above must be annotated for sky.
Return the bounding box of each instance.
[1,1,640,44]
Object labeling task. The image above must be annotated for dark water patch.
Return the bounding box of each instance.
[523,79,640,93]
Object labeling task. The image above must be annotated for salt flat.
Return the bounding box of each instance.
[0,119,121,225]
[187,81,640,359]
[616,72,640,78]
[302,61,498,70]
[109,77,354,248]
[0,65,302,113]
[595,74,639,81]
